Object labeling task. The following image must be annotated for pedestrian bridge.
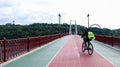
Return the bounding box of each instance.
[0,34,120,67]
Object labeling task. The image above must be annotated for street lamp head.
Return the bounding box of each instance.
[13,20,15,23]
[58,13,61,17]
[87,13,90,17]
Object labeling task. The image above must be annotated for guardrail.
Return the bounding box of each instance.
[0,33,68,64]
[79,33,120,49]
[95,35,120,48]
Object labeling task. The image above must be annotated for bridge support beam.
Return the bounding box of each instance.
[69,20,72,35]
[69,20,78,35]
[75,20,78,35]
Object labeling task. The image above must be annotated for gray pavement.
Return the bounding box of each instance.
[92,40,120,67]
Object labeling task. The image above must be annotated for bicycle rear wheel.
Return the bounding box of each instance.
[88,42,94,56]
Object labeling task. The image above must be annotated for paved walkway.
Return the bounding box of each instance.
[49,35,114,67]
[1,35,120,67]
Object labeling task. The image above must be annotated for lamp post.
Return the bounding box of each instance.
[12,20,15,26]
[87,13,90,28]
[58,13,61,34]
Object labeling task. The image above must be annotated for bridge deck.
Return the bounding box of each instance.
[1,35,120,67]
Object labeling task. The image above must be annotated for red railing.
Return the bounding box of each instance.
[79,33,120,49]
[95,35,120,49]
[0,34,68,64]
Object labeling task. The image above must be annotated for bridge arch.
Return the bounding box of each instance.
[90,24,101,29]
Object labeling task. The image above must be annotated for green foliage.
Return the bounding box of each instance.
[0,23,119,40]
[0,23,68,39]
[90,27,120,37]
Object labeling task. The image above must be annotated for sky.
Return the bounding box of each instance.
[0,0,120,29]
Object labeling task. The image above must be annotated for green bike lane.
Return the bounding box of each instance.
[1,35,71,67]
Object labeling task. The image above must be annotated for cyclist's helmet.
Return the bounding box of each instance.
[86,28,89,31]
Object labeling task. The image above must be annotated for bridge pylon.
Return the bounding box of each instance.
[69,20,78,35]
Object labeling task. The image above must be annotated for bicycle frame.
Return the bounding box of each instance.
[82,41,94,56]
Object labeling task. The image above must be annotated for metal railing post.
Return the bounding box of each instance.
[112,35,114,47]
[3,37,6,62]
[27,37,30,52]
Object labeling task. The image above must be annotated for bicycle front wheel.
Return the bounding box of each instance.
[88,42,94,56]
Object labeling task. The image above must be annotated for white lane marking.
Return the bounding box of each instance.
[93,41,116,67]
[95,50,116,67]
[78,35,116,66]
[74,35,81,67]
[46,36,71,67]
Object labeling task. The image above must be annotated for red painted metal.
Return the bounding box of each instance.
[95,35,120,49]
[0,33,68,64]
[3,38,6,62]
[0,40,4,63]
[27,37,30,52]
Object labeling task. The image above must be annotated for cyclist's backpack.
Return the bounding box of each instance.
[88,31,95,40]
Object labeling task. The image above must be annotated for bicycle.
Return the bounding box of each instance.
[82,41,94,56]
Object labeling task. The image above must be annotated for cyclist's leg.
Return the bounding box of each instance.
[83,38,87,45]
[87,39,91,48]
[83,38,88,50]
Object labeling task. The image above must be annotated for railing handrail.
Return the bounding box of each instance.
[95,34,120,39]
[0,33,68,64]
[95,34,120,47]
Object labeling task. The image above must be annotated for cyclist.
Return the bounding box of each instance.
[81,28,95,49]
